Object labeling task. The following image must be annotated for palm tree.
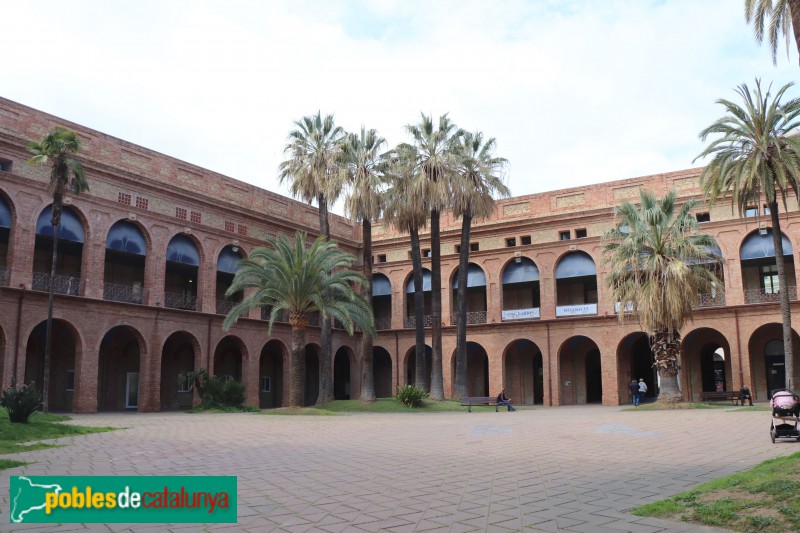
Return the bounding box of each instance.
[383,144,430,389]
[603,189,722,403]
[451,132,510,400]
[745,0,800,66]
[222,233,374,407]
[27,127,89,413]
[340,127,388,402]
[279,112,345,404]
[406,113,462,400]
[697,80,800,390]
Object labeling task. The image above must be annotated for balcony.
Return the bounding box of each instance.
[449,311,488,325]
[556,303,598,317]
[103,282,145,304]
[695,292,726,308]
[261,307,289,323]
[216,299,237,315]
[744,286,798,304]
[501,307,540,321]
[404,315,435,328]
[375,317,392,331]
[32,272,83,296]
[164,292,199,311]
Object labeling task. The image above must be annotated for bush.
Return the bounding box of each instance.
[2,379,42,423]
[396,385,428,407]
[180,369,246,409]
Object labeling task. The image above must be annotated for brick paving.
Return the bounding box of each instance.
[0,405,791,532]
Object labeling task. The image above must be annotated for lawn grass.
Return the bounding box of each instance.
[634,451,800,532]
[0,411,116,455]
[0,459,29,471]
[261,398,501,415]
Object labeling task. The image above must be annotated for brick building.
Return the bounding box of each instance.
[0,97,798,411]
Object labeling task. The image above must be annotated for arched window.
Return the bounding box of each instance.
[555,252,597,317]
[104,221,147,304]
[501,257,540,320]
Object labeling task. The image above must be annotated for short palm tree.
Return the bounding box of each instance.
[603,189,722,403]
[406,113,462,400]
[383,144,430,389]
[697,80,800,389]
[27,126,89,412]
[279,112,345,404]
[451,132,509,399]
[340,127,388,402]
[745,0,800,65]
[222,233,374,407]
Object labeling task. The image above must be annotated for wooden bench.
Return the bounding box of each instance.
[460,396,499,412]
[700,390,741,405]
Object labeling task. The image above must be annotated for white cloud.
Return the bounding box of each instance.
[2,0,797,213]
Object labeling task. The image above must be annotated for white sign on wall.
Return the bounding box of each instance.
[556,303,598,317]
[502,307,540,321]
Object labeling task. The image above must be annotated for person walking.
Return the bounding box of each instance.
[629,379,640,406]
[638,378,648,404]
[496,389,516,411]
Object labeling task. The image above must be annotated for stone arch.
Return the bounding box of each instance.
[503,339,544,405]
[404,344,432,390]
[259,339,286,408]
[98,325,146,410]
[373,346,393,398]
[559,335,602,405]
[616,332,656,404]
[160,331,202,410]
[213,335,247,382]
[334,345,356,400]
[24,318,82,412]
[682,327,733,401]
[450,341,489,397]
[304,343,320,406]
[748,323,800,399]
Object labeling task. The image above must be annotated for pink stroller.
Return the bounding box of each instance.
[770,389,800,443]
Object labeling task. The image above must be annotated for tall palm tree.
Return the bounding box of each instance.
[406,113,462,400]
[603,190,722,402]
[745,0,800,66]
[279,112,345,404]
[222,233,374,407]
[384,144,430,389]
[27,127,89,413]
[697,80,800,390]
[451,132,510,399]
[340,127,388,402]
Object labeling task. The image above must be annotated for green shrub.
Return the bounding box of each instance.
[180,369,245,409]
[396,385,428,407]
[2,380,42,423]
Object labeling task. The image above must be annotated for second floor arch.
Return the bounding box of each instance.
[104,220,148,304]
[501,256,540,321]
[33,205,87,296]
[740,229,795,304]
[555,251,598,317]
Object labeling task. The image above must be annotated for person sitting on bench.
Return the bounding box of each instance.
[497,389,516,412]
[739,385,753,406]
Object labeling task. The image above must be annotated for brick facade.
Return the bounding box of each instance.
[0,97,798,411]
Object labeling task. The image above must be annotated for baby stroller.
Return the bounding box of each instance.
[770,389,800,443]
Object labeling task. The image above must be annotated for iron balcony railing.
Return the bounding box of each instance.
[32,272,83,296]
[103,282,146,304]
[449,311,488,325]
[695,292,726,308]
[308,313,320,327]
[261,307,289,322]
[216,299,238,315]
[374,317,392,331]
[0,266,8,287]
[164,292,199,311]
[744,286,798,304]
[404,314,436,328]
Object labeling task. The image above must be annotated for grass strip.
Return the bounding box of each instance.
[0,411,116,454]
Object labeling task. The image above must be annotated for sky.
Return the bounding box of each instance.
[3,0,798,214]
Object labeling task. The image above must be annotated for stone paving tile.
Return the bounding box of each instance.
[0,407,780,532]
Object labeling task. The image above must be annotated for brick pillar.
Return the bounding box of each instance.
[73,328,99,413]
[244,341,259,408]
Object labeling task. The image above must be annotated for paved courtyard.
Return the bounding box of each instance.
[0,405,792,532]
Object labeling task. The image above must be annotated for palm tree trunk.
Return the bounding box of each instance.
[652,329,682,402]
[790,0,800,66]
[454,213,472,399]
[360,218,375,402]
[410,227,426,389]
[42,216,60,414]
[770,202,794,390]
[429,209,444,400]
[289,325,307,407]
[317,195,334,403]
